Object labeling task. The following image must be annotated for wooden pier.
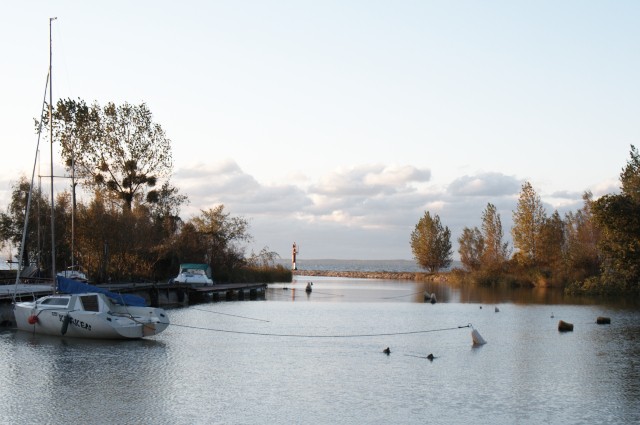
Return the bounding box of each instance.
[0,281,267,326]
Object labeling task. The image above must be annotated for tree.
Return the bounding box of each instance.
[565,191,600,279]
[538,210,566,275]
[458,226,484,271]
[0,177,53,270]
[189,205,252,279]
[481,203,509,269]
[591,146,640,290]
[620,144,640,201]
[592,193,640,289]
[48,99,174,211]
[410,211,452,272]
[512,182,546,266]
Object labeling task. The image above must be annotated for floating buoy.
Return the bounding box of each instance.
[596,316,611,325]
[558,320,574,332]
[27,315,38,325]
[471,328,487,346]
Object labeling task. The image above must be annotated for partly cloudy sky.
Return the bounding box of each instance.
[2,1,638,261]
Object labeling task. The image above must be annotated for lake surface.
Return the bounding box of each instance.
[1,276,639,424]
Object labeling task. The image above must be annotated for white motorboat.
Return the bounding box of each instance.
[14,277,169,339]
[171,263,214,287]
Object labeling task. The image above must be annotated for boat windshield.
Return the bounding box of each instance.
[39,297,70,307]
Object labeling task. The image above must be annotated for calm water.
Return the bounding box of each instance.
[1,276,639,424]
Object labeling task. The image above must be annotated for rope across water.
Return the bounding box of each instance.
[167,323,471,338]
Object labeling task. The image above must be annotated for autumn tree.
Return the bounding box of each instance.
[564,191,600,280]
[537,210,566,281]
[481,203,509,270]
[458,226,484,271]
[512,182,546,266]
[411,211,452,273]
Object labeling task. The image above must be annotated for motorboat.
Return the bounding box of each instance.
[170,263,214,287]
[14,277,169,339]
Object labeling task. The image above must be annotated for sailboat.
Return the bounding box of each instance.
[13,18,170,339]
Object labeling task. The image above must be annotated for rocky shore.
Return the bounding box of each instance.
[293,269,448,281]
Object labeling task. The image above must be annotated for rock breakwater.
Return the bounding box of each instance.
[293,270,448,281]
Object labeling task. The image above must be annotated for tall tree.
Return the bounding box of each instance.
[190,205,252,278]
[0,177,48,269]
[619,144,640,201]
[410,211,452,273]
[512,182,546,266]
[458,226,484,271]
[48,99,174,211]
[538,210,565,273]
[481,203,509,269]
[564,191,600,279]
[592,146,640,290]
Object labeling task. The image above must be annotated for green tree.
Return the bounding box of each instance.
[410,211,452,272]
[591,146,640,290]
[458,226,484,271]
[189,205,252,279]
[0,177,47,269]
[592,193,640,289]
[512,182,546,266]
[47,99,174,211]
[620,144,640,201]
[481,203,509,269]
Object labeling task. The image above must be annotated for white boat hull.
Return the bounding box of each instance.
[14,293,169,340]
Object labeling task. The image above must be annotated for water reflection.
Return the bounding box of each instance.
[272,275,640,309]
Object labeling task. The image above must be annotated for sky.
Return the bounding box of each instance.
[1,1,639,262]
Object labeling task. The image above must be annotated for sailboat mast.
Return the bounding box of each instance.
[49,17,57,279]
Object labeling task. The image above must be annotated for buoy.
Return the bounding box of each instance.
[596,316,611,325]
[558,320,574,332]
[27,315,38,325]
[471,328,487,346]
[61,314,71,335]
[383,347,390,355]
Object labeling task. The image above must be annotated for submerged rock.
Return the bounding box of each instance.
[558,320,574,332]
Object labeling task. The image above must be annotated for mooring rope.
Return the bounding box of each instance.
[190,307,270,322]
[167,323,471,338]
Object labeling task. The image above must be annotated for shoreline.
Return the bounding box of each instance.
[293,269,447,281]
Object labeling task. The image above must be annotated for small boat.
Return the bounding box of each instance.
[170,263,214,287]
[14,276,169,339]
[57,265,89,283]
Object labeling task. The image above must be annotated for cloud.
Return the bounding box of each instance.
[0,158,619,261]
[447,172,521,197]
